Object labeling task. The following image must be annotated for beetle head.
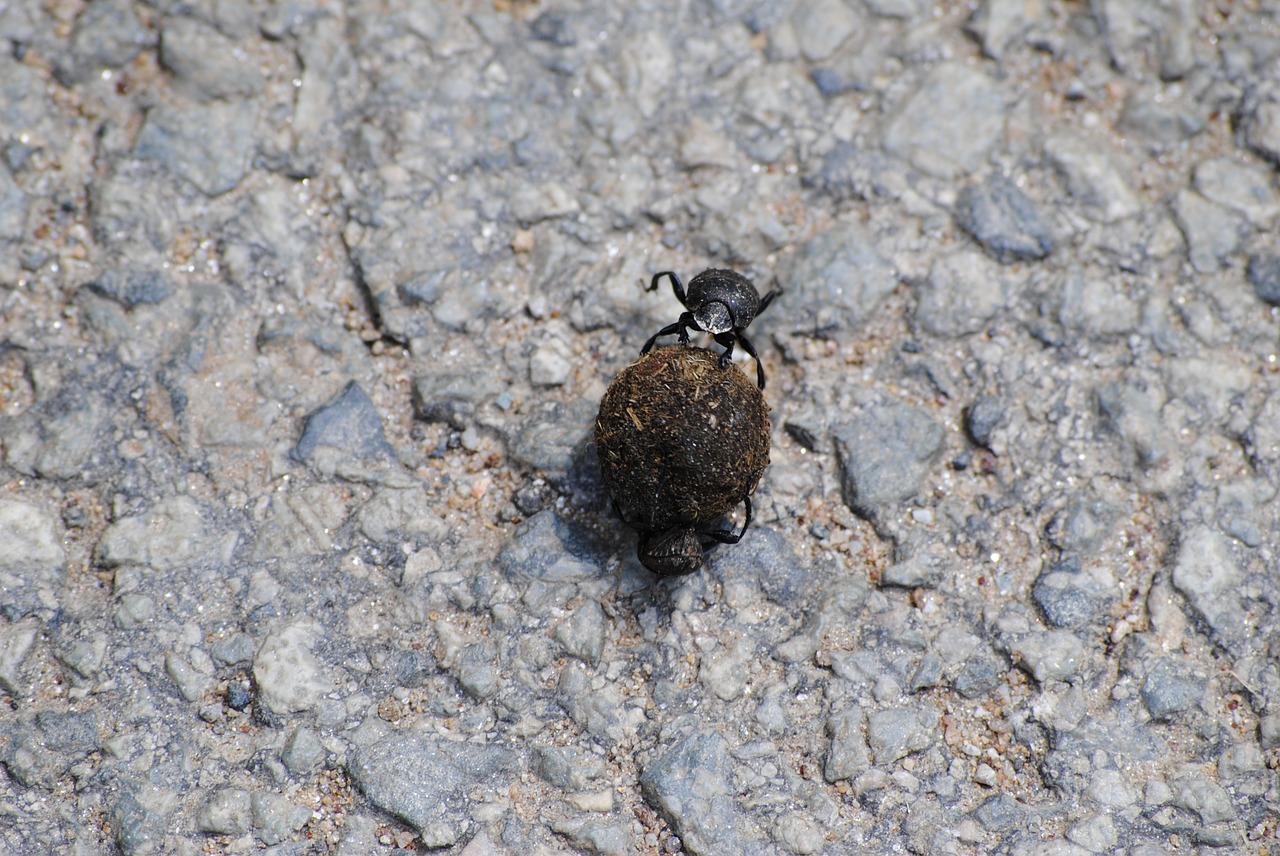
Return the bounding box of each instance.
[637,527,704,576]
[692,301,734,335]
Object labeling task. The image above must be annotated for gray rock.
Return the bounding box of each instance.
[708,526,815,607]
[1066,813,1117,853]
[551,817,632,855]
[160,17,265,102]
[35,710,99,755]
[883,63,1006,178]
[453,643,499,699]
[112,783,175,856]
[954,176,1054,263]
[1050,268,1139,337]
[972,792,1024,831]
[639,730,763,855]
[554,600,607,664]
[782,222,897,335]
[0,618,39,695]
[866,705,937,764]
[1170,770,1236,825]
[196,788,252,835]
[967,0,1048,59]
[209,632,256,667]
[1119,89,1205,146]
[292,381,397,466]
[1172,188,1245,274]
[85,268,174,307]
[789,0,860,61]
[965,396,1005,449]
[834,399,944,521]
[253,620,333,714]
[1046,499,1122,555]
[1098,0,1196,79]
[533,745,605,791]
[1247,253,1280,306]
[506,399,595,480]
[1192,156,1278,228]
[412,371,506,429]
[1171,525,1248,652]
[165,650,212,702]
[96,496,232,573]
[1244,91,1280,164]
[0,163,26,240]
[915,250,1008,338]
[0,500,65,611]
[251,792,310,846]
[1043,134,1141,223]
[1009,630,1084,683]
[134,100,257,197]
[54,0,150,84]
[1032,559,1112,628]
[348,734,517,847]
[824,705,870,781]
[498,510,602,582]
[1096,381,1171,470]
[1141,657,1204,719]
[281,727,326,776]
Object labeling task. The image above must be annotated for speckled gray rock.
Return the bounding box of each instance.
[0,499,64,615]
[1172,188,1245,274]
[54,0,150,84]
[866,705,937,764]
[252,620,333,715]
[1008,629,1084,683]
[134,100,257,197]
[834,400,944,521]
[639,730,763,856]
[160,16,265,103]
[1141,657,1204,720]
[1043,134,1141,223]
[915,250,1009,338]
[554,599,607,665]
[1032,559,1113,629]
[1171,525,1249,652]
[251,792,310,846]
[281,726,326,776]
[955,176,1053,263]
[348,734,518,848]
[883,63,1006,178]
[95,496,233,573]
[782,222,897,334]
[196,788,252,835]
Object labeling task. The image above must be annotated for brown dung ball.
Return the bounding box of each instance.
[595,346,771,536]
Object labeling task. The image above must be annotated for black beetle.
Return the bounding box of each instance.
[640,269,782,389]
[631,498,753,576]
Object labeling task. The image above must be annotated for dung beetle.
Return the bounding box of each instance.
[595,347,771,576]
[632,498,753,576]
[640,269,782,389]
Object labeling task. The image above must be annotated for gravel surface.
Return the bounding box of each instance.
[2,1,1279,854]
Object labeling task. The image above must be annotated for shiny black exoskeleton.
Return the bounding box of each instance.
[640,269,781,389]
[628,497,754,576]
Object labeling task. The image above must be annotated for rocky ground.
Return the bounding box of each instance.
[2,0,1280,854]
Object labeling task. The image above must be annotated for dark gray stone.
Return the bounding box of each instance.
[251,792,310,846]
[972,792,1024,832]
[866,705,937,764]
[160,17,264,102]
[1247,254,1280,306]
[1032,559,1111,628]
[0,163,25,241]
[86,268,174,308]
[1141,657,1204,720]
[554,599,607,664]
[965,396,1005,449]
[348,734,517,848]
[954,176,1053,263]
[281,727,326,776]
[292,382,397,465]
[824,705,870,782]
[834,400,945,521]
[639,730,764,856]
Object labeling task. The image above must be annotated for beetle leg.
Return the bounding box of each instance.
[648,271,688,309]
[712,331,737,369]
[734,331,766,389]
[641,320,690,354]
[757,286,783,316]
[700,496,753,545]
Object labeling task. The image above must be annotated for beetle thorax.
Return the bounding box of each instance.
[693,301,734,334]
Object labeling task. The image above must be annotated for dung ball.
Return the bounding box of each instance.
[595,346,771,535]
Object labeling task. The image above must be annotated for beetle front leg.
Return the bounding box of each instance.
[712,332,737,368]
[648,271,688,309]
